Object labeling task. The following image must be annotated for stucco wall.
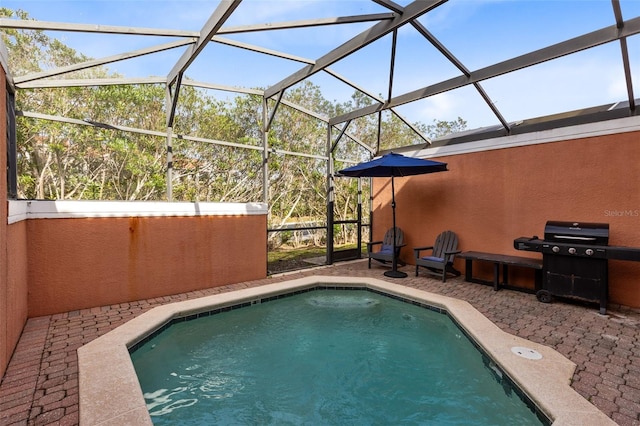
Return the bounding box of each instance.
[373,129,640,308]
[5,221,28,365]
[0,62,26,379]
[25,212,267,317]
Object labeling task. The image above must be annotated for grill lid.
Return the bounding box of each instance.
[544,221,609,245]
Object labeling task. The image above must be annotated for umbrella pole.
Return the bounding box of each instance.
[384,176,407,279]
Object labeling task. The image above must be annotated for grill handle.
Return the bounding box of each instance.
[552,235,597,242]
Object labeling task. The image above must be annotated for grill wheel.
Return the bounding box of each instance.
[536,289,553,303]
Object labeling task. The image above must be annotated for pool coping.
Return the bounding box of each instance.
[77,275,615,426]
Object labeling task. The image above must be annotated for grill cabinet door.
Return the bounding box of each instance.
[543,256,607,303]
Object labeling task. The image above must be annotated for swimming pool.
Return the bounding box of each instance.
[131,288,545,425]
[77,275,615,425]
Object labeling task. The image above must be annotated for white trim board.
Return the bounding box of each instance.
[412,115,640,159]
[8,200,267,224]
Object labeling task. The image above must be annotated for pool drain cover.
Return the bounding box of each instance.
[511,346,543,360]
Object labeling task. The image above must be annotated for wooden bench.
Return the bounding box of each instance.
[458,251,542,292]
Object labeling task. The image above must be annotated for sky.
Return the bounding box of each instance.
[3,0,640,130]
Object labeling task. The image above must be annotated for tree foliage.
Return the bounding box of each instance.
[2,8,466,247]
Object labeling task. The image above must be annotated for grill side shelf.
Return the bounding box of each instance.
[606,246,640,262]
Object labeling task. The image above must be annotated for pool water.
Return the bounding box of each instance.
[131,289,545,425]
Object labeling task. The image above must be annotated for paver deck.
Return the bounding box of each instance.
[2,259,640,425]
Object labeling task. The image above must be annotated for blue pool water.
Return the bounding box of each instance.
[131,289,546,425]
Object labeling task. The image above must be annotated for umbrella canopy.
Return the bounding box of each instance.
[338,152,448,278]
[338,152,448,178]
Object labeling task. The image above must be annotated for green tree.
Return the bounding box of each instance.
[2,8,466,250]
[419,117,468,139]
[2,8,168,200]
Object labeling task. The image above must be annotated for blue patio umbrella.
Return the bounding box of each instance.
[338,152,448,278]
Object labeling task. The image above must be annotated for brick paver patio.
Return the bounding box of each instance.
[2,260,640,425]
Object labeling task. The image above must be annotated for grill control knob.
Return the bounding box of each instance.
[585,248,594,256]
[568,247,577,255]
[552,246,560,253]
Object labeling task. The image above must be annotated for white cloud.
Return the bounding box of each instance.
[417,92,457,119]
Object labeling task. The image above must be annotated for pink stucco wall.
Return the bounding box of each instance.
[372,130,640,307]
[26,214,267,317]
[1,66,28,379]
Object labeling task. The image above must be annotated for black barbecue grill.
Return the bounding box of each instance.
[515,221,640,314]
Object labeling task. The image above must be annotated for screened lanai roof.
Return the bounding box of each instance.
[2,0,640,149]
